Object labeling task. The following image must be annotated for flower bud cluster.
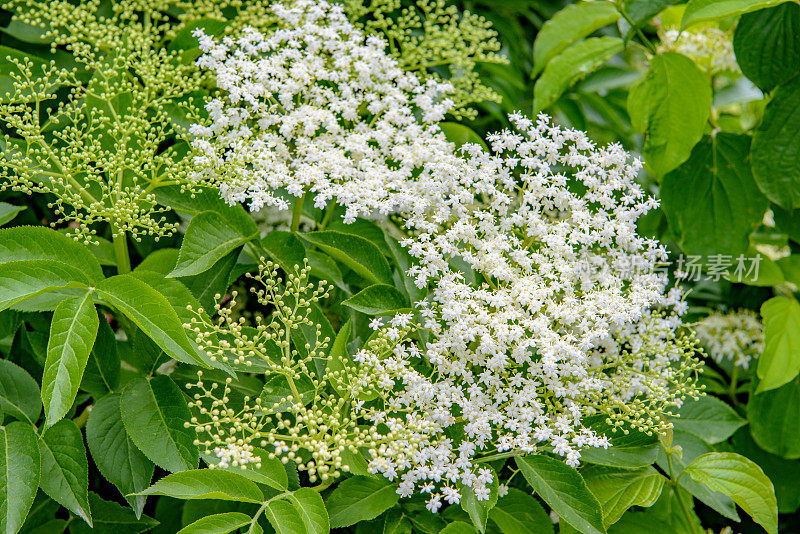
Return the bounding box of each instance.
[695,310,763,369]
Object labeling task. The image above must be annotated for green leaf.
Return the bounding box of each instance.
[177,512,251,534]
[0,226,103,282]
[0,260,89,312]
[582,466,666,526]
[96,274,205,366]
[326,476,399,528]
[301,231,393,285]
[0,203,25,225]
[439,123,489,151]
[155,186,256,235]
[87,393,154,517]
[748,377,800,459]
[672,396,747,444]
[756,297,800,392]
[38,420,92,526]
[459,465,498,534]
[0,421,39,534]
[489,488,553,534]
[660,134,769,258]
[139,470,264,504]
[684,452,778,534]
[181,249,240,311]
[515,456,605,534]
[264,488,328,534]
[534,37,623,113]
[733,3,800,92]
[261,231,307,275]
[532,2,621,76]
[732,429,800,513]
[752,75,800,209]
[80,317,120,399]
[120,376,199,473]
[0,359,41,424]
[326,319,353,398]
[439,522,476,534]
[168,211,257,278]
[41,292,98,426]
[382,231,426,304]
[382,508,412,534]
[682,0,796,28]
[201,448,287,491]
[68,492,158,534]
[628,52,711,177]
[342,285,411,316]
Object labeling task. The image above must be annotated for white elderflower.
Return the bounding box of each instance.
[353,113,701,500]
[189,0,482,225]
[695,310,764,369]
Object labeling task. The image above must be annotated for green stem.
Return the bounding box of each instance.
[72,405,92,429]
[113,231,131,274]
[616,3,658,55]
[318,201,336,231]
[291,194,305,233]
[728,365,740,405]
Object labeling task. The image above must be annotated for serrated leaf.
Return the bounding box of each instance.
[660,134,768,258]
[734,3,800,92]
[489,488,553,534]
[672,396,747,444]
[42,292,98,426]
[342,285,410,316]
[628,52,711,176]
[261,231,307,275]
[120,376,199,473]
[0,421,39,534]
[752,75,800,210]
[0,260,89,312]
[168,211,257,278]
[583,466,666,526]
[87,393,154,517]
[0,226,103,282]
[38,420,92,526]
[177,512,251,534]
[756,296,800,392]
[96,274,205,366]
[201,447,287,491]
[327,476,399,528]
[532,2,620,77]
[534,37,623,112]
[264,488,328,534]
[682,0,796,29]
[139,470,264,503]
[515,456,605,534]
[0,359,41,424]
[80,317,120,399]
[684,452,777,534]
[301,231,393,285]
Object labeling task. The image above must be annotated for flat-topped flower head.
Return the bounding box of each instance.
[189,0,468,223]
[353,113,702,506]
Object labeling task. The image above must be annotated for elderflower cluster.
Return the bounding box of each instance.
[695,310,764,369]
[184,260,435,483]
[351,114,702,508]
[659,27,739,74]
[188,0,491,223]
